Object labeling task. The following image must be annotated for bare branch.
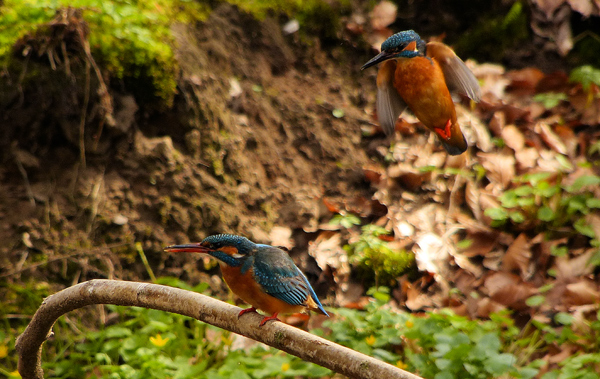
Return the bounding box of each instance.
[16,280,423,379]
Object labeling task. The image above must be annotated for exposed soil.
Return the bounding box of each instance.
[0,5,383,294]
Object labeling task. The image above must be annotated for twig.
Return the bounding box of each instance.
[16,280,423,379]
[135,242,157,283]
[12,147,36,206]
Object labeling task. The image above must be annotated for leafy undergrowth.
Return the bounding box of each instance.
[3,283,599,378]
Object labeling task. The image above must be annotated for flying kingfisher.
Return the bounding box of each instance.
[165,234,328,326]
[362,30,481,155]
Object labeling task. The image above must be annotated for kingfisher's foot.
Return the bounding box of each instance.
[259,313,280,327]
[238,307,257,318]
[434,119,452,140]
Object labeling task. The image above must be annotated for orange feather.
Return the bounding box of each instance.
[393,56,466,152]
[220,263,306,316]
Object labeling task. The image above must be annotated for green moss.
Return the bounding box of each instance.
[0,0,209,104]
[346,225,415,287]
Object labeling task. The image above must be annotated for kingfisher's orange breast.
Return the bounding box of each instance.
[219,263,305,316]
[394,56,456,130]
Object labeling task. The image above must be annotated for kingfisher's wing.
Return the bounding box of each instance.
[426,41,481,102]
[376,59,407,136]
[252,246,328,315]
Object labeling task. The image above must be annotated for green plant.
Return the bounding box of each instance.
[345,225,414,287]
[322,295,539,379]
[329,212,361,229]
[533,93,569,109]
[570,65,600,93]
[484,173,600,229]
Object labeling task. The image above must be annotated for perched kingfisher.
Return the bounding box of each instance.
[361,30,481,155]
[165,234,328,326]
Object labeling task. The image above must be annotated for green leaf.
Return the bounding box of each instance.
[554,312,574,325]
[533,93,568,109]
[570,65,600,92]
[550,245,568,257]
[568,175,600,192]
[526,295,545,307]
[485,207,508,221]
[509,211,525,223]
[485,353,516,376]
[537,206,555,221]
[586,198,600,208]
[104,327,132,339]
[519,366,540,379]
[476,333,501,354]
[574,219,596,238]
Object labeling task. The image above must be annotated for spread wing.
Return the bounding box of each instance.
[426,41,481,102]
[252,246,327,314]
[376,59,407,136]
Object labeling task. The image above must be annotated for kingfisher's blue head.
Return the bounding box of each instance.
[165,234,257,267]
[361,30,426,70]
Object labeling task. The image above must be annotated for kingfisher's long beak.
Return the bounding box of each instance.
[164,243,212,254]
[361,50,394,70]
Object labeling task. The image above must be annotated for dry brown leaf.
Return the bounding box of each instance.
[465,179,483,221]
[370,1,398,30]
[567,0,600,16]
[536,122,568,155]
[506,67,546,95]
[456,107,493,152]
[308,231,350,285]
[569,89,600,124]
[482,249,504,271]
[554,249,595,280]
[555,125,578,157]
[478,152,516,191]
[571,304,599,334]
[476,297,507,318]
[405,282,434,311]
[515,147,540,170]
[484,271,536,310]
[564,280,600,305]
[461,231,499,258]
[501,124,526,151]
[502,233,532,279]
[489,111,506,137]
[269,226,294,250]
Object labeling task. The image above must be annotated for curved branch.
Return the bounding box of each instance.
[16,280,423,379]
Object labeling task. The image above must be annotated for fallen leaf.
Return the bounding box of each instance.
[370,1,398,30]
[502,233,532,280]
[461,231,499,258]
[308,231,350,286]
[554,249,595,280]
[478,152,516,191]
[501,125,526,151]
[488,111,506,137]
[506,67,546,95]
[484,271,536,310]
[536,122,568,155]
[405,281,434,311]
[515,147,540,170]
[564,280,600,305]
[476,297,507,318]
[270,226,294,250]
